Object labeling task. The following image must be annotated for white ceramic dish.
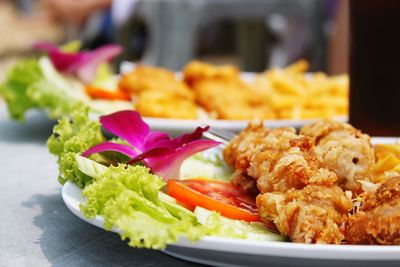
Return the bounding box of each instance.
[62,137,400,266]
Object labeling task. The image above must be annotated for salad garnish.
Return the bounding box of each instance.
[34,42,122,84]
[82,110,220,179]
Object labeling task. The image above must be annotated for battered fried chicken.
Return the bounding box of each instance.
[346,176,400,245]
[183,60,240,87]
[223,119,270,171]
[223,121,353,244]
[257,185,352,244]
[300,120,375,193]
[248,127,338,193]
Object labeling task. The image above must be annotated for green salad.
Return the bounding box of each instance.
[48,107,284,249]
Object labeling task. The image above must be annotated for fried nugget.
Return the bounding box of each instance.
[135,90,198,119]
[119,65,194,101]
[193,79,275,120]
[247,127,338,193]
[346,177,400,245]
[257,185,352,244]
[223,119,270,171]
[183,60,240,87]
[300,120,375,193]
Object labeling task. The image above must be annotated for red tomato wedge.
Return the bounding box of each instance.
[85,85,131,101]
[167,179,259,222]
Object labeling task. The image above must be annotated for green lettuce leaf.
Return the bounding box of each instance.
[80,164,204,249]
[0,57,88,121]
[0,59,43,121]
[47,107,104,187]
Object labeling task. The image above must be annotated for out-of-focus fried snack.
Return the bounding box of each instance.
[193,79,275,120]
[300,120,375,193]
[257,185,352,244]
[252,60,348,119]
[119,65,194,101]
[135,90,198,119]
[346,176,400,245]
[183,60,240,87]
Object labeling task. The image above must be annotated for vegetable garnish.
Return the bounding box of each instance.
[48,107,283,249]
[82,110,220,180]
[84,85,131,101]
[168,179,259,222]
[34,42,122,84]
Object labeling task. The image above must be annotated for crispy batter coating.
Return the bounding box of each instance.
[257,185,352,244]
[300,120,375,193]
[248,128,338,193]
[223,120,270,171]
[135,90,198,119]
[346,177,400,245]
[183,60,240,87]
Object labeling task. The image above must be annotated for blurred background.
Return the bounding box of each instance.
[0,0,348,80]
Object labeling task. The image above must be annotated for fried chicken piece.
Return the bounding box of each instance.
[135,90,198,119]
[346,176,400,245]
[247,127,338,193]
[300,120,375,193]
[257,185,352,244]
[223,120,270,171]
[183,60,240,87]
[119,65,194,101]
[193,79,275,120]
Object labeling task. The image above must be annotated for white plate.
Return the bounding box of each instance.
[141,116,348,134]
[61,137,400,267]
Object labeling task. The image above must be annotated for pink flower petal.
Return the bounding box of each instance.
[76,44,122,83]
[33,42,122,83]
[145,140,220,180]
[82,141,139,158]
[100,110,149,151]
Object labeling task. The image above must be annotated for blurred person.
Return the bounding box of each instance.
[43,0,112,26]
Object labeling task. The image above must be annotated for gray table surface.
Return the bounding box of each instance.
[0,106,202,267]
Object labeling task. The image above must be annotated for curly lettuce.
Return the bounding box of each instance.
[47,106,104,187]
[49,109,283,249]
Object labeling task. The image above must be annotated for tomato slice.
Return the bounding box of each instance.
[85,85,131,101]
[167,179,259,222]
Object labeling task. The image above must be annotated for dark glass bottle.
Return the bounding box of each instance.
[350,0,400,136]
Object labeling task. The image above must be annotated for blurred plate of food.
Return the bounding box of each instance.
[0,41,348,132]
[118,60,348,132]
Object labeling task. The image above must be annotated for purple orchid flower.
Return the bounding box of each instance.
[33,42,122,84]
[82,110,220,180]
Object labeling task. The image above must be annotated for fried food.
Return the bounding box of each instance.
[193,79,275,120]
[224,120,354,244]
[252,60,348,119]
[135,90,198,119]
[300,120,375,193]
[223,119,270,171]
[119,65,194,101]
[250,128,338,193]
[372,143,400,184]
[257,185,352,244]
[183,60,240,87]
[346,176,400,245]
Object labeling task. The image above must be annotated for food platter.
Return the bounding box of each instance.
[62,137,400,267]
[120,61,348,133]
